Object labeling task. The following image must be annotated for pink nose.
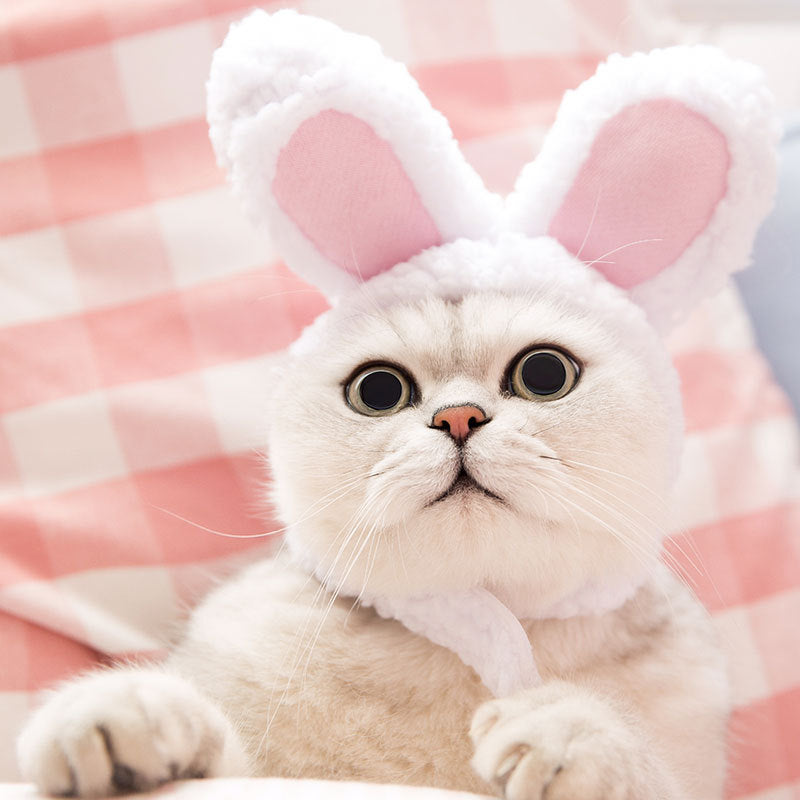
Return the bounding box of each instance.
[431,405,487,442]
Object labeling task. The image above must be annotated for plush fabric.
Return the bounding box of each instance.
[0,2,798,798]
[209,9,778,699]
[0,777,491,800]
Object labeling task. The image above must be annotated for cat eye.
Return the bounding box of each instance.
[508,347,579,401]
[346,364,414,416]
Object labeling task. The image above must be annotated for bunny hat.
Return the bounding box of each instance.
[208,10,778,697]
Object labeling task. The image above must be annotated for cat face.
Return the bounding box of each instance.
[268,289,675,611]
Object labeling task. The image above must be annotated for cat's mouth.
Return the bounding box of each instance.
[428,466,504,506]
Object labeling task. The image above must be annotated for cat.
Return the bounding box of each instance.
[18,276,727,800]
[17,10,779,799]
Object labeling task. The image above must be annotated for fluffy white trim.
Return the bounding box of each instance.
[207,9,501,300]
[506,45,780,333]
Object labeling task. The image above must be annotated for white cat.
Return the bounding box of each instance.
[17,283,727,800]
[17,11,778,800]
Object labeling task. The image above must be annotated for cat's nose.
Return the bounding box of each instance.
[430,405,488,443]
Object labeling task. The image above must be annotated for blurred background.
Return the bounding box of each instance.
[0,0,798,796]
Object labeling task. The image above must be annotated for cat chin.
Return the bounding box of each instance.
[284,492,661,610]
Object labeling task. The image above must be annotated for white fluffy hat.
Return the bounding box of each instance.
[208,9,778,336]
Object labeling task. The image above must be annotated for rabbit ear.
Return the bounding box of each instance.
[208,10,501,300]
[506,47,779,332]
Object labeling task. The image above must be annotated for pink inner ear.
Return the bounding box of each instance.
[273,110,441,281]
[547,99,730,289]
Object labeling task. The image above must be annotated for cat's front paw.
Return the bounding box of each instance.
[17,669,247,797]
[470,683,676,800]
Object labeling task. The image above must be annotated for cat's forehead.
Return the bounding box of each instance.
[329,291,614,381]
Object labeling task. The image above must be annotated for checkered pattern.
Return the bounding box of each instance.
[1,1,798,797]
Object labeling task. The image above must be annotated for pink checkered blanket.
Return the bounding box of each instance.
[1,1,798,797]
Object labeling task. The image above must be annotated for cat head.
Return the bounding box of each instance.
[208,10,777,609]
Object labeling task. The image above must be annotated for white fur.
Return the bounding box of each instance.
[18,291,730,798]
[16,669,248,797]
[18,560,728,798]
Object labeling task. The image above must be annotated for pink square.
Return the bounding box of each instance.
[62,207,174,308]
[84,293,199,386]
[678,505,800,614]
[34,478,164,575]
[135,455,266,563]
[0,611,31,690]
[0,499,55,586]
[21,44,130,148]
[666,524,743,613]
[0,23,12,64]
[6,1,110,62]
[182,266,328,366]
[413,60,517,141]
[139,118,223,200]
[43,135,151,224]
[776,687,800,783]
[108,373,221,472]
[0,154,55,236]
[0,316,101,413]
[727,696,791,798]
[0,609,101,692]
[24,618,102,690]
[507,54,598,125]
[728,505,800,605]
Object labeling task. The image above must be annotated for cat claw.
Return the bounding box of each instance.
[17,669,247,797]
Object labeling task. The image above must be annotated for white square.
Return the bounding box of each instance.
[711,417,799,521]
[0,226,83,326]
[0,65,39,159]
[155,187,270,287]
[107,373,221,471]
[57,566,180,654]
[201,354,279,454]
[749,588,800,696]
[671,433,719,531]
[489,0,579,56]
[0,691,31,780]
[61,206,172,309]
[4,391,129,497]
[713,605,770,707]
[300,0,414,63]
[751,417,800,504]
[114,20,217,130]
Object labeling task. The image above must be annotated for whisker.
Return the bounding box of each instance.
[150,468,379,541]
[576,191,602,260]
[583,237,664,269]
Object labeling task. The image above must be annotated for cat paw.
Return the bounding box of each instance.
[17,669,248,797]
[470,683,676,800]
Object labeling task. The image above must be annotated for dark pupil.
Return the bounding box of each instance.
[521,353,566,395]
[359,371,403,410]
